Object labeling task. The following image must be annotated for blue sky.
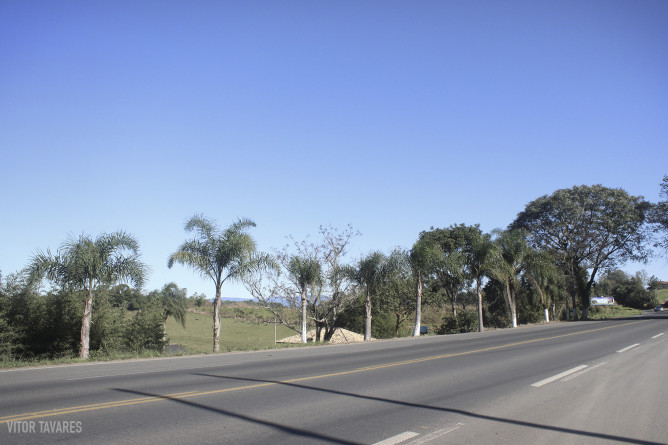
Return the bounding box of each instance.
[2,1,667,299]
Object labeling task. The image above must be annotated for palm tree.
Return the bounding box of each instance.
[168,214,275,352]
[465,231,495,332]
[150,282,188,344]
[287,256,322,343]
[408,239,442,336]
[346,251,390,341]
[29,232,146,359]
[523,252,562,323]
[489,229,534,328]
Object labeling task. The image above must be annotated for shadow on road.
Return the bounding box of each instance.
[113,387,364,445]
[168,372,661,445]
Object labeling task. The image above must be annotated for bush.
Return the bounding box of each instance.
[90,293,125,355]
[438,311,478,334]
[124,303,166,354]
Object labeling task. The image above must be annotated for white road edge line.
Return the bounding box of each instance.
[531,365,588,388]
[652,333,664,339]
[372,431,419,445]
[617,344,640,353]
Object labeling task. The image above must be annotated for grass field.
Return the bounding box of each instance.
[165,311,301,354]
[656,288,668,304]
[586,305,643,320]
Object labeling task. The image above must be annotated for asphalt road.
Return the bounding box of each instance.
[1,311,667,444]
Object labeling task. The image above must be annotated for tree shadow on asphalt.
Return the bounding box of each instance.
[113,387,364,445]
[171,372,660,445]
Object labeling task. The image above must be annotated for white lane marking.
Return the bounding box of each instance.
[373,431,419,445]
[561,362,607,382]
[617,344,640,353]
[652,333,664,339]
[407,424,464,444]
[531,365,588,387]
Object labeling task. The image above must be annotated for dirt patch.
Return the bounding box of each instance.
[277,328,369,344]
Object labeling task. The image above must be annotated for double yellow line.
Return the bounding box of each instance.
[0,321,642,424]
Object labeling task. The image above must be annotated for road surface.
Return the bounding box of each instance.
[1,311,667,444]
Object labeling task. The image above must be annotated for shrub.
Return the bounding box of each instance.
[124,303,166,354]
[438,311,478,334]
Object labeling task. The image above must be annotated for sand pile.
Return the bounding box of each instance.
[277,328,368,344]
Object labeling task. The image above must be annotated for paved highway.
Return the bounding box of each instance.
[1,312,667,444]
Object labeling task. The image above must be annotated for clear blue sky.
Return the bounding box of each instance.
[2,1,667,299]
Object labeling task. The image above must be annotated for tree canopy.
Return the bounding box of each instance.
[29,231,147,358]
[510,184,651,316]
[649,175,668,253]
[168,214,275,352]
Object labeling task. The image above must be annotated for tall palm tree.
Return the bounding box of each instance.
[29,231,146,359]
[287,255,322,343]
[465,231,495,332]
[489,229,534,328]
[523,251,562,323]
[346,251,390,341]
[408,239,442,336]
[168,214,275,352]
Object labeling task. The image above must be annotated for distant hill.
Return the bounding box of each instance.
[221,297,251,302]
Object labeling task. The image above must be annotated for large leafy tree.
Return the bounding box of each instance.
[29,232,146,359]
[511,185,651,319]
[287,255,322,344]
[649,175,668,253]
[420,224,481,317]
[168,215,275,352]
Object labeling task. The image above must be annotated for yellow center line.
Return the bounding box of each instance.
[0,321,642,423]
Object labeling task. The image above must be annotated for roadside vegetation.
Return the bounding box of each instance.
[1,180,667,368]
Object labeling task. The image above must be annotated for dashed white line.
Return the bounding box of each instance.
[373,431,419,445]
[406,424,465,444]
[531,365,588,388]
[562,362,607,382]
[616,344,640,353]
[651,333,664,339]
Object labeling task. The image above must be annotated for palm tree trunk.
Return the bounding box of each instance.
[301,288,307,344]
[80,288,93,359]
[504,282,518,328]
[476,278,484,332]
[213,285,222,352]
[526,275,550,324]
[163,313,169,351]
[364,290,372,341]
[413,273,422,337]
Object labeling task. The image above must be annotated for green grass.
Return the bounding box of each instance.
[165,311,301,354]
[586,304,643,320]
[0,349,175,369]
[656,288,668,304]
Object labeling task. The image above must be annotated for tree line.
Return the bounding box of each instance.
[1,180,667,361]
